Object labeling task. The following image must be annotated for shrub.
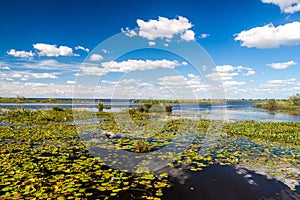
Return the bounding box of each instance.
[289,94,300,106]
[47,98,56,103]
[266,99,278,111]
[52,106,64,111]
[137,103,152,113]
[16,95,25,102]
[104,105,111,109]
[165,104,173,113]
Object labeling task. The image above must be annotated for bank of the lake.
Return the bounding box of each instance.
[253,95,300,116]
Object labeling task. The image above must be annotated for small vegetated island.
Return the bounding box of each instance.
[253,94,300,116]
[0,97,299,199]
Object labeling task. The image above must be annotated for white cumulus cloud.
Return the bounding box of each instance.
[180,30,195,41]
[215,65,235,73]
[89,54,103,61]
[267,60,296,69]
[101,49,109,54]
[200,33,210,38]
[75,45,89,52]
[121,27,138,37]
[262,0,300,14]
[235,22,300,48]
[80,59,186,76]
[206,65,255,81]
[148,41,156,46]
[0,81,75,98]
[101,59,184,73]
[81,66,105,76]
[33,43,78,57]
[158,75,187,87]
[0,71,59,81]
[66,80,75,84]
[31,73,58,79]
[19,59,80,72]
[132,16,195,41]
[243,70,256,76]
[223,80,246,87]
[7,49,34,58]
[0,65,10,70]
[265,78,296,86]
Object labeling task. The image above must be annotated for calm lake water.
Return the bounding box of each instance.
[1,101,300,122]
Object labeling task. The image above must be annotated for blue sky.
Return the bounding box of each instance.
[1,0,300,99]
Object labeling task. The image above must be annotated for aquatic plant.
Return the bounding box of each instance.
[133,140,154,153]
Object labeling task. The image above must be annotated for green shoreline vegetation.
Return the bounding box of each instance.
[253,94,300,116]
[0,104,299,199]
[0,96,73,103]
[132,99,224,104]
[0,97,257,104]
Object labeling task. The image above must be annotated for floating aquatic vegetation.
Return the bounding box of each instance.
[224,121,300,145]
[0,109,299,198]
[0,124,173,199]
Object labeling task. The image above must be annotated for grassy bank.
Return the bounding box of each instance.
[131,99,224,104]
[0,97,72,103]
[253,94,300,115]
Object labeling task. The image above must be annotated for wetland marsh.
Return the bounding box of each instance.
[0,100,299,199]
